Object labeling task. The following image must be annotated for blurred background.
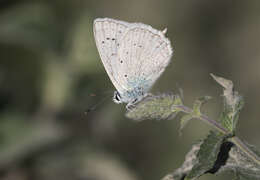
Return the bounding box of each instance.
[0,0,260,180]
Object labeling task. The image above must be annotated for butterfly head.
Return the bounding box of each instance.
[113,89,146,106]
[113,91,123,104]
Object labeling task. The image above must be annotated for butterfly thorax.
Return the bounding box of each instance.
[113,77,151,104]
[112,89,143,104]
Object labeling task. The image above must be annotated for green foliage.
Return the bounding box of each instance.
[179,114,193,135]
[0,114,67,168]
[160,75,260,180]
[217,141,260,180]
[125,74,260,180]
[192,96,212,117]
[179,96,212,135]
[186,131,225,179]
[211,74,244,133]
[162,131,225,180]
[162,139,260,180]
[0,3,62,51]
[125,93,183,120]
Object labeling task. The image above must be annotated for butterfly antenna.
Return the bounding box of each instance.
[84,94,112,114]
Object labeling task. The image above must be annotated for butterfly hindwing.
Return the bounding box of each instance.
[116,23,173,94]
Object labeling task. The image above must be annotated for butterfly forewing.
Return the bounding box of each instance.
[93,18,130,92]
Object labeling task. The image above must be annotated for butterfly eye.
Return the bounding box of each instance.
[113,91,122,104]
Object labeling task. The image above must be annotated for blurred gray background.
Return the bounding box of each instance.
[0,0,260,180]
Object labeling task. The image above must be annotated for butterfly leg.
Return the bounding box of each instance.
[125,93,153,110]
[126,99,138,110]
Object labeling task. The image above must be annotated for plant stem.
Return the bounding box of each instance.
[177,105,229,134]
[230,136,260,165]
[176,105,260,166]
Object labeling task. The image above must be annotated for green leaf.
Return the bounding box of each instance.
[125,93,183,121]
[162,131,225,180]
[211,74,244,133]
[162,135,260,180]
[192,96,212,117]
[186,131,225,179]
[178,96,211,135]
[217,141,260,180]
[179,114,193,135]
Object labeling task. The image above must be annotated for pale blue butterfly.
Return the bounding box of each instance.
[93,18,173,108]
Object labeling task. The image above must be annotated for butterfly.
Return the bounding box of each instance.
[93,18,173,109]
